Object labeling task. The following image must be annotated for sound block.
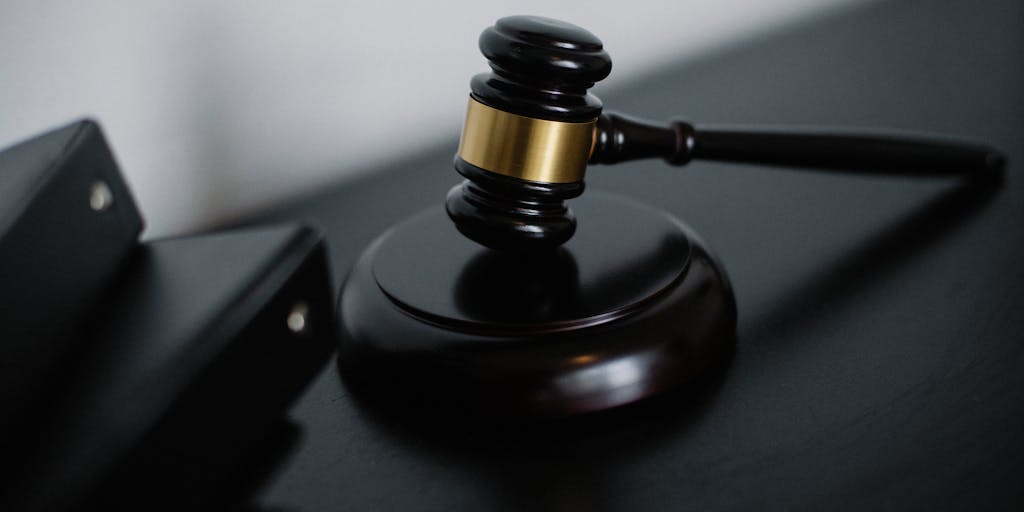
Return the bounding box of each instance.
[338,192,737,415]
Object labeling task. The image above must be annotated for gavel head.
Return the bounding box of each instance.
[445,15,612,252]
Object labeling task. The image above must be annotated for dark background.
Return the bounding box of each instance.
[244,0,1024,509]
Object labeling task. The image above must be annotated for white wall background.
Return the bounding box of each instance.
[0,0,862,238]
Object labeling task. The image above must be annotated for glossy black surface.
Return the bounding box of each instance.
[339,193,735,415]
[246,0,1024,508]
[381,193,694,332]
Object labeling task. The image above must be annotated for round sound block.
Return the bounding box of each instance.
[337,192,737,415]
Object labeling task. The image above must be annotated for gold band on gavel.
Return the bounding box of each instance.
[457,97,596,184]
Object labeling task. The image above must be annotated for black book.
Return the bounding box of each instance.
[5,224,336,511]
[0,119,143,452]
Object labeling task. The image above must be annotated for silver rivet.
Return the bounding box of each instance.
[287,302,309,333]
[89,181,113,211]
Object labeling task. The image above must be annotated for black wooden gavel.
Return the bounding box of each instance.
[445,15,1005,252]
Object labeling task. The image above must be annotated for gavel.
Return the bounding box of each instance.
[446,15,1004,252]
[336,15,1005,416]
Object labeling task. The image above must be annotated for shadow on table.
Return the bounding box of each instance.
[742,173,1004,343]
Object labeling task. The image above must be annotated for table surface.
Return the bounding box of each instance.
[246,0,1024,509]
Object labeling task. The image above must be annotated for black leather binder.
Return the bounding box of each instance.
[6,224,336,511]
[0,119,143,453]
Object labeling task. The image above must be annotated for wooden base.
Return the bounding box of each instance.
[336,192,737,415]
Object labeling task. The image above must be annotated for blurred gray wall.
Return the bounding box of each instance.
[0,0,862,237]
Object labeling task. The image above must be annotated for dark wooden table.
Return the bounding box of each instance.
[247,0,1024,509]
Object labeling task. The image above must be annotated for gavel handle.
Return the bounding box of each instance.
[590,111,1006,177]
